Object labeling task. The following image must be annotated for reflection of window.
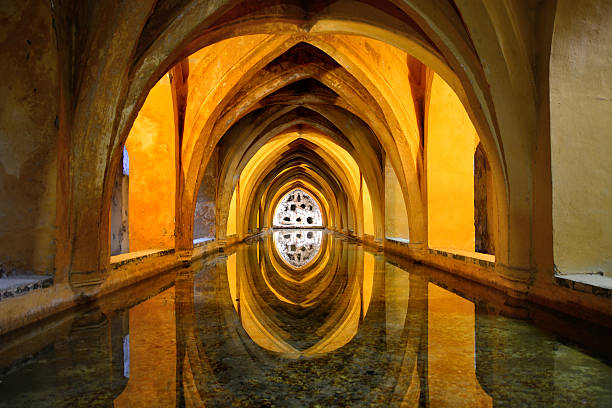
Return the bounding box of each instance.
[274,230,322,268]
[273,189,323,227]
[123,334,130,378]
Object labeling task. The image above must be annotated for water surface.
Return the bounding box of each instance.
[1,231,611,407]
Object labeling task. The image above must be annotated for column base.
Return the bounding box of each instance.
[496,263,533,295]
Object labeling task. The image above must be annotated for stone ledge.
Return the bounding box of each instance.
[110,248,174,269]
[428,247,495,267]
[193,237,214,247]
[386,237,410,245]
[555,273,612,299]
[0,276,54,302]
[1,249,185,337]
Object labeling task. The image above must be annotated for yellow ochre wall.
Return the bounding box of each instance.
[125,76,176,252]
[227,185,238,237]
[426,74,478,252]
[550,0,612,275]
[384,158,410,240]
[362,176,375,237]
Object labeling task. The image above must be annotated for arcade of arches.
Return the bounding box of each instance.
[0,0,611,398]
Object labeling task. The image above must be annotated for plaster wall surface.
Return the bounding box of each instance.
[427,74,477,252]
[125,77,176,252]
[0,1,58,274]
[550,0,612,275]
[193,149,217,240]
[384,158,410,240]
[362,177,375,237]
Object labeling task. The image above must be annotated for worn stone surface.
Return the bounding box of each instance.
[194,149,217,240]
[110,151,129,256]
[0,275,52,301]
[474,143,495,255]
[550,0,612,275]
[0,0,59,274]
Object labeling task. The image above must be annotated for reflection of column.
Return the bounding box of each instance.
[385,272,428,407]
[174,271,192,408]
[427,284,492,407]
[110,310,130,399]
[412,275,429,408]
[68,307,115,405]
[114,288,177,408]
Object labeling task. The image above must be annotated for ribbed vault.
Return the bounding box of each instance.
[57,0,540,296]
[4,0,611,359]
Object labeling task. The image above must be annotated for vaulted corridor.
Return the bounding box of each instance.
[1,1,611,406]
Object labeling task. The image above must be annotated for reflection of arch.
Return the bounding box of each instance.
[273,189,323,227]
[178,235,432,406]
[226,236,367,358]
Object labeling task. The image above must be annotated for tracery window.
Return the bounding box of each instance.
[273,189,323,227]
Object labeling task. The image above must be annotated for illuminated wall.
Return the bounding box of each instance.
[362,177,375,237]
[550,0,612,275]
[124,75,176,252]
[384,158,410,241]
[226,186,238,237]
[426,73,478,252]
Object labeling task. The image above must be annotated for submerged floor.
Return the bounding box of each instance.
[0,231,611,407]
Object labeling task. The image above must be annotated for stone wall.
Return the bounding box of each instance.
[550,0,612,274]
[110,150,129,256]
[193,149,217,240]
[474,143,494,255]
[0,1,59,275]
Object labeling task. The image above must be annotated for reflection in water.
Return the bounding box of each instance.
[225,230,369,358]
[1,231,611,407]
[273,229,322,268]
